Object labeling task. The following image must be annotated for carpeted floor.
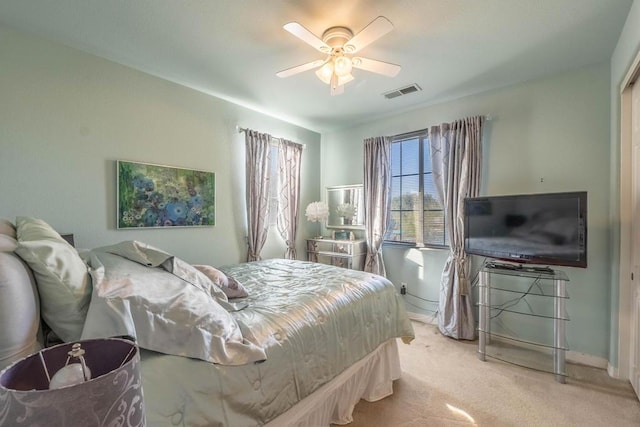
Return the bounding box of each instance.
[343,321,640,426]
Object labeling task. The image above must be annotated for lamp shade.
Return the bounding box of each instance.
[333,56,352,77]
[305,201,329,223]
[0,338,145,426]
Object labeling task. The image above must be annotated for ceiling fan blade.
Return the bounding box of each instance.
[276,59,325,78]
[283,22,331,53]
[352,57,401,77]
[343,16,394,53]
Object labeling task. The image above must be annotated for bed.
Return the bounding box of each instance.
[0,217,414,426]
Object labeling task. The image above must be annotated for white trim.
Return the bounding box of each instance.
[608,363,620,379]
[622,49,640,90]
[566,351,608,370]
[618,46,640,382]
[618,86,633,380]
[407,311,438,325]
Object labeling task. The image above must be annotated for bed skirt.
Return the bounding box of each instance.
[265,338,401,426]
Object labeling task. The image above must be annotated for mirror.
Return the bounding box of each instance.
[326,184,365,229]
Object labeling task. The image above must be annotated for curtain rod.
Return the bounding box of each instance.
[392,115,493,140]
[236,126,306,149]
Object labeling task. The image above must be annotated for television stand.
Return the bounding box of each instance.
[484,261,519,271]
[485,261,555,274]
[478,263,569,383]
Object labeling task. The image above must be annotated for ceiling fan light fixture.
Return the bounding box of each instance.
[337,73,354,86]
[333,56,353,77]
[315,61,334,84]
[278,17,400,96]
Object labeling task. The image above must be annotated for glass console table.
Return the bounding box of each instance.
[477,264,569,383]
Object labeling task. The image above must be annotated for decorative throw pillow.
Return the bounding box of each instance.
[14,217,91,342]
[193,264,249,299]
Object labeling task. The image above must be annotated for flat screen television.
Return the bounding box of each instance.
[464,192,587,268]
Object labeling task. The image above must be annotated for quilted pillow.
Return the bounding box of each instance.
[0,221,42,370]
[193,264,249,299]
[14,217,91,342]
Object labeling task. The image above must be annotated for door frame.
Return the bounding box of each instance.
[617,47,640,381]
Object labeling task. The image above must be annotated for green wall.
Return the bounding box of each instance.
[322,63,612,359]
[0,24,322,266]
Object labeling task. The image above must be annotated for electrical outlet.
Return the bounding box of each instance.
[400,282,407,295]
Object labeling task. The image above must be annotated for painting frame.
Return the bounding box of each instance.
[117,160,215,229]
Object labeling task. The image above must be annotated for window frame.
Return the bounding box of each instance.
[386,130,448,249]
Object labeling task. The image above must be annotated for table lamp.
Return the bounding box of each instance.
[305,201,329,238]
[0,337,145,426]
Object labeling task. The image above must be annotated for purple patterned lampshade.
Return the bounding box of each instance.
[0,338,145,426]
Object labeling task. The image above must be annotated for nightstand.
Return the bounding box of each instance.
[306,238,367,271]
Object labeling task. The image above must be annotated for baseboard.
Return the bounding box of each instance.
[566,350,608,369]
[407,311,437,325]
[607,362,621,379]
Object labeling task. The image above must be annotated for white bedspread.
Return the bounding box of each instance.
[140,259,415,426]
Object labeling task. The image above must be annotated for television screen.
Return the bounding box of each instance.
[464,192,587,268]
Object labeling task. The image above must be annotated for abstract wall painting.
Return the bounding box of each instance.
[117,160,215,229]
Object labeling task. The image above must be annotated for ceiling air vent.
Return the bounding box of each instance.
[383,84,422,99]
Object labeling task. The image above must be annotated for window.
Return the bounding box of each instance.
[386,131,448,247]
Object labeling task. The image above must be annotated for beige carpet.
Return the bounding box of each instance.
[343,321,640,427]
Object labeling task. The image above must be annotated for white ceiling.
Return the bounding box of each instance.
[0,0,633,132]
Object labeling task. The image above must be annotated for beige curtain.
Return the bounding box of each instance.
[245,129,272,262]
[363,136,392,276]
[429,116,483,340]
[277,140,303,259]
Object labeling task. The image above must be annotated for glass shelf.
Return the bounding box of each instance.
[476,299,571,320]
[477,328,569,351]
[480,339,568,377]
[477,282,570,299]
[478,264,569,383]
[482,264,569,281]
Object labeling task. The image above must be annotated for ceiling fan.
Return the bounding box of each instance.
[276,16,401,96]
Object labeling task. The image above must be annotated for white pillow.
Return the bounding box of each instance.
[82,250,265,365]
[14,217,90,342]
[99,240,229,303]
[0,233,42,370]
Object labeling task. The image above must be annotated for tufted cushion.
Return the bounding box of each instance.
[0,221,42,370]
[14,217,91,342]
